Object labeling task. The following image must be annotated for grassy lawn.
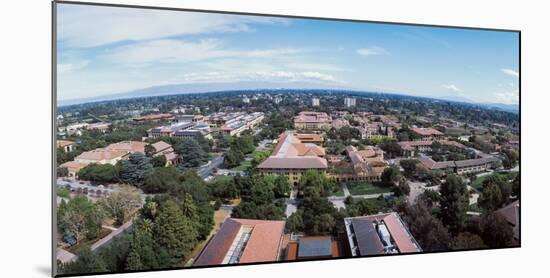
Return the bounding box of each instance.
[347,182,392,196]
[231,159,252,171]
[358,198,393,212]
[470,172,518,191]
[331,186,345,197]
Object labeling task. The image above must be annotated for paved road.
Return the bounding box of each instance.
[197,154,224,178]
[91,220,133,251]
[285,189,298,217]
[408,181,428,204]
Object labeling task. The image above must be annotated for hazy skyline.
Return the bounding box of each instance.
[57,4,519,104]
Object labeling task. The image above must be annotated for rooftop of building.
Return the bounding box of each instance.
[411,127,444,136]
[294,111,331,123]
[57,140,75,147]
[345,212,422,256]
[194,218,285,266]
[258,131,328,170]
[75,149,128,161]
[398,140,466,151]
[105,141,147,153]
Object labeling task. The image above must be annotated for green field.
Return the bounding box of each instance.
[347,182,392,196]
[470,172,518,191]
[231,159,252,171]
[331,186,345,197]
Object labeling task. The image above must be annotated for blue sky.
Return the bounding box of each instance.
[57,4,519,105]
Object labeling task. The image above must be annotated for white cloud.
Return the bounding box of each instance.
[169,71,344,85]
[501,68,519,77]
[100,39,304,65]
[58,61,89,73]
[58,4,290,48]
[287,63,347,72]
[494,89,519,104]
[356,47,389,57]
[442,84,463,93]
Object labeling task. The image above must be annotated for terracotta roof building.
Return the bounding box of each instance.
[194,218,285,266]
[495,200,520,240]
[57,140,75,152]
[294,111,331,130]
[411,127,444,141]
[417,155,499,174]
[105,141,147,154]
[59,161,88,178]
[344,213,422,256]
[74,149,128,165]
[399,140,466,157]
[333,145,388,183]
[257,131,328,185]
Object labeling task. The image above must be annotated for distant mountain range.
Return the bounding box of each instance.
[58,81,349,106]
[438,95,519,113]
[58,81,519,114]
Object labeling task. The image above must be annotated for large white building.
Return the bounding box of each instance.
[344,97,356,107]
[312,98,320,107]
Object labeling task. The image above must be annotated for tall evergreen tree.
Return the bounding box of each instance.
[439,174,469,234]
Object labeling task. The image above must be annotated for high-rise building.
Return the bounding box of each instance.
[344,97,356,107]
[312,97,320,107]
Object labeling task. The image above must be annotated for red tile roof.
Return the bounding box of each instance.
[411,127,444,137]
[105,141,147,153]
[75,149,127,161]
[57,140,75,148]
[194,218,285,266]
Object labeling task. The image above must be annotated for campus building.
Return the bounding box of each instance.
[410,127,444,141]
[312,97,320,107]
[344,97,356,107]
[194,218,285,266]
[257,131,328,185]
[61,140,177,177]
[398,140,466,157]
[294,111,331,130]
[417,155,499,174]
[57,140,75,153]
[344,213,422,256]
[495,200,520,241]
[333,145,388,182]
[220,112,264,137]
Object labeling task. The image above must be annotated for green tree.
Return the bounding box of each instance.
[479,213,515,248]
[153,200,198,264]
[59,247,108,275]
[478,175,512,212]
[175,139,208,169]
[144,144,156,157]
[57,196,105,243]
[286,213,304,232]
[151,155,167,168]
[119,152,153,186]
[400,159,418,177]
[78,163,119,183]
[381,165,402,186]
[142,167,180,194]
[399,201,452,252]
[439,174,469,234]
[100,191,142,226]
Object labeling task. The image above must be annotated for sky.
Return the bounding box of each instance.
[56,4,519,105]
